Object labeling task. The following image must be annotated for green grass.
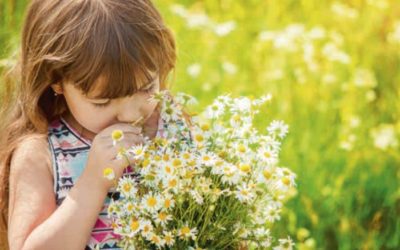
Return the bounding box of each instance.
[1,0,399,249]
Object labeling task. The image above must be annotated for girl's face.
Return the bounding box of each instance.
[55,73,160,140]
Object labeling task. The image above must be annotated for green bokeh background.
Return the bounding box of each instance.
[1,0,399,249]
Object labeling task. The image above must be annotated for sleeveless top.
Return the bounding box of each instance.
[47,115,167,249]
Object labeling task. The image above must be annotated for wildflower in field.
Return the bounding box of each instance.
[103,168,115,181]
[142,192,161,213]
[111,129,124,146]
[273,236,295,250]
[178,224,198,241]
[163,231,176,246]
[117,177,137,199]
[267,120,289,139]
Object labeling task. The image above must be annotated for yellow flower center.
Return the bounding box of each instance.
[130,219,140,231]
[163,154,170,161]
[168,179,177,188]
[172,158,182,167]
[239,164,251,173]
[158,212,167,221]
[183,152,191,160]
[200,123,210,131]
[142,159,150,168]
[147,197,157,207]
[165,165,172,174]
[263,170,272,179]
[164,199,171,208]
[238,144,246,153]
[123,183,131,192]
[151,235,160,243]
[282,176,290,185]
[111,130,123,141]
[195,134,204,142]
[181,226,190,235]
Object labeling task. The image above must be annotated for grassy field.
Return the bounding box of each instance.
[1,0,399,249]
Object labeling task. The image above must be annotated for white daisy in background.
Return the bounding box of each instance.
[189,190,204,205]
[127,144,146,161]
[274,167,297,191]
[262,135,282,153]
[175,92,199,106]
[148,233,165,248]
[213,20,237,36]
[235,184,255,203]
[221,164,241,185]
[117,176,137,199]
[141,192,162,213]
[160,193,175,211]
[161,102,182,122]
[204,100,226,119]
[187,63,202,78]
[222,61,237,75]
[124,201,137,216]
[197,151,218,167]
[252,94,273,106]
[273,236,295,250]
[153,211,173,226]
[162,176,180,193]
[230,97,252,114]
[257,166,276,184]
[267,120,289,139]
[253,227,272,241]
[178,224,198,240]
[141,219,154,239]
[265,205,281,223]
[163,231,176,246]
[229,113,243,127]
[257,147,279,165]
[126,217,143,238]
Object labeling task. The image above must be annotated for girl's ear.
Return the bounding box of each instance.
[50,83,64,95]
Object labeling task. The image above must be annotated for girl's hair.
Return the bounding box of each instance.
[0,0,176,243]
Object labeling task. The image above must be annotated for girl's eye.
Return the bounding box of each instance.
[92,101,110,108]
[142,84,155,93]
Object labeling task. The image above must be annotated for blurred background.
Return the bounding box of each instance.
[1,0,399,249]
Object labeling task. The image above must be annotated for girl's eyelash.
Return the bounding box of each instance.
[93,102,110,108]
[142,84,155,93]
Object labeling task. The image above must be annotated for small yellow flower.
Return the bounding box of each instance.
[103,168,115,180]
[111,130,124,145]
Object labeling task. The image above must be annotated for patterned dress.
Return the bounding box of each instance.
[47,115,167,249]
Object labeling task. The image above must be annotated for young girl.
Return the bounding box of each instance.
[0,0,185,249]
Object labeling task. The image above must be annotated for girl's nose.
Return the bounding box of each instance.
[116,96,144,124]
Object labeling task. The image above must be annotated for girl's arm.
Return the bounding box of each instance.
[8,136,108,250]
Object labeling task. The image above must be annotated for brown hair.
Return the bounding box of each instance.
[0,0,176,245]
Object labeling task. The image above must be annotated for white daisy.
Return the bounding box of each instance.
[178,224,198,241]
[267,120,289,139]
[235,184,255,203]
[117,176,138,199]
[141,192,162,213]
[163,231,176,246]
[153,211,173,227]
[273,236,295,250]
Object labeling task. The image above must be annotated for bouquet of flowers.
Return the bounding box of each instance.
[104,91,296,249]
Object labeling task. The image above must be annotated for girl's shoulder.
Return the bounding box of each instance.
[11,133,52,181]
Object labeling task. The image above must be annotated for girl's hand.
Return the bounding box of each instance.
[83,123,144,191]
